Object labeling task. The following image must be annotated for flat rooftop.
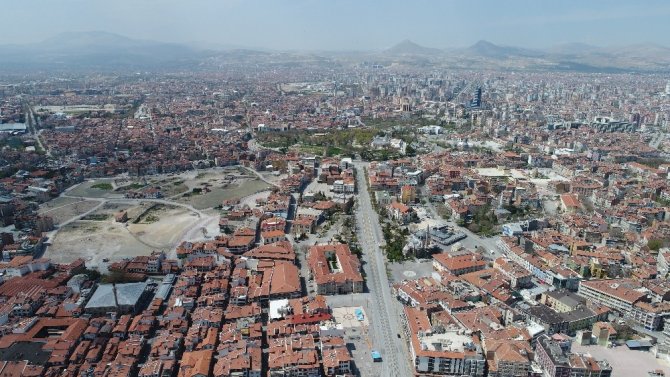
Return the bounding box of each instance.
[0,123,27,132]
[418,330,475,353]
[0,341,50,365]
[476,168,510,177]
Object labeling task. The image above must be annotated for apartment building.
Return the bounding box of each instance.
[577,280,647,314]
[482,339,533,377]
[404,307,485,377]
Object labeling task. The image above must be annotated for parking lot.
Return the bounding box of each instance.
[571,344,670,377]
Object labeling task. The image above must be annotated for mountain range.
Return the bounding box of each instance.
[1,31,670,73]
[382,39,670,72]
[0,31,205,70]
[383,39,443,56]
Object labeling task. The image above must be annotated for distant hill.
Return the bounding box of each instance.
[384,40,442,55]
[0,31,204,70]
[463,40,544,58]
[546,42,601,55]
[37,31,150,51]
[2,32,670,73]
[602,43,670,60]
[543,42,670,72]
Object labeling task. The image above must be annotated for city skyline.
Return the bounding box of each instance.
[2,0,670,50]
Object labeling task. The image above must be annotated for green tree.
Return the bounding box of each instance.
[405,144,417,157]
[82,268,101,281]
[101,270,135,284]
[648,239,663,251]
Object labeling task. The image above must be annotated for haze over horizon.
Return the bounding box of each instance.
[2,0,670,51]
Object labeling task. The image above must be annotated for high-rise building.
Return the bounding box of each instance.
[665,81,670,95]
[471,87,482,108]
[630,113,641,127]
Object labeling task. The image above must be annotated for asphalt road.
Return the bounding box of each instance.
[353,162,414,377]
[240,165,280,188]
[25,107,51,156]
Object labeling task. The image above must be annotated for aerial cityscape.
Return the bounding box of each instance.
[2,1,670,377]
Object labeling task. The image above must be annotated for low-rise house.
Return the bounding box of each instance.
[260,230,286,245]
[178,350,213,377]
[388,201,413,224]
[213,341,262,377]
[433,252,487,276]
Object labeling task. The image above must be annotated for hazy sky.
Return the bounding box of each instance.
[2,0,670,50]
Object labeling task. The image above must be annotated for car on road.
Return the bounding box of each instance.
[396,333,401,338]
[371,350,382,362]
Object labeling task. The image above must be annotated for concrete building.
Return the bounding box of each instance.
[404,307,485,377]
[592,322,617,346]
[433,252,487,276]
[483,339,533,377]
[307,243,364,295]
[577,279,647,314]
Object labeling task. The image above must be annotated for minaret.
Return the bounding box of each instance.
[112,283,119,311]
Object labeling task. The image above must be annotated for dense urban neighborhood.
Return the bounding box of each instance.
[2,31,670,377]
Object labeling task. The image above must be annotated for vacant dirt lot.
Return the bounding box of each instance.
[73,167,271,206]
[90,202,136,217]
[66,179,124,199]
[177,178,271,209]
[113,176,189,198]
[128,205,201,248]
[41,167,273,268]
[38,198,100,225]
[45,221,154,269]
[40,196,81,210]
[44,203,203,269]
[239,190,272,209]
